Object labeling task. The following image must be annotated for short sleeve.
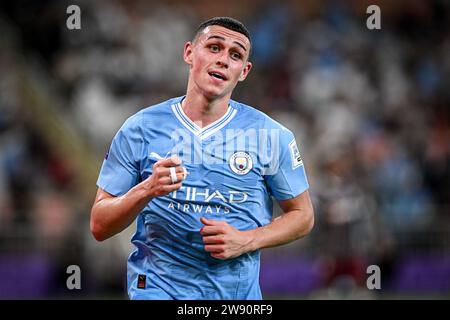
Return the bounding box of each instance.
[264,128,309,201]
[96,115,142,196]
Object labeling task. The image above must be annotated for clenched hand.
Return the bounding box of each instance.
[200,217,255,259]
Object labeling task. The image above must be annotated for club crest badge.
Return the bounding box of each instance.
[229,151,253,175]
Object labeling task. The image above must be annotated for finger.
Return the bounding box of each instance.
[204,245,225,253]
[202,235,225,244]
[161,182,182,193]
[154,155,182,168]
[169,166,178,184]
[200,217,223,226]
[169,167,190,183]
[211,253,226,260]
[182,166,188,180]
[154,165,186,175]
[158,173,187,185]
[200,225,226,236]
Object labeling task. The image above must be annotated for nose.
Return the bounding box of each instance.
[216,51,229,68]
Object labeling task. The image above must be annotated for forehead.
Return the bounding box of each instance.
[198,25,250,50]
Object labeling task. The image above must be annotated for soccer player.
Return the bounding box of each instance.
[90,17,314,299]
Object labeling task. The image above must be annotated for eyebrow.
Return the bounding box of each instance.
[206,35,247,52]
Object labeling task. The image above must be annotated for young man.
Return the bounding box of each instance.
[90,17,314,299]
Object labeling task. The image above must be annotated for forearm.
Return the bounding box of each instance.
[91,156,186,241]
[247,207,314,252]
[90,183,152,241]
[201,191,314,259]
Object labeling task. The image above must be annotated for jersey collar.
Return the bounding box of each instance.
[171,99,237,140]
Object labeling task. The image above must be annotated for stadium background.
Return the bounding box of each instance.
[0,0,449,299]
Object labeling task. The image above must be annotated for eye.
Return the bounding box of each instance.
[209,44,220,52]
[231,51,242,60]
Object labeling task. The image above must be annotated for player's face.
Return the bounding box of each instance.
[184,25,252,100]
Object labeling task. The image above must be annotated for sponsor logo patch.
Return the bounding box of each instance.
[289,139,303,169]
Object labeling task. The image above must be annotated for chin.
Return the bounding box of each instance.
[202,87,227,100]
[205,84,235,99]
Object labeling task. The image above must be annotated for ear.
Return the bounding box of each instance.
[183,41,194,65]
[238,61,252,82]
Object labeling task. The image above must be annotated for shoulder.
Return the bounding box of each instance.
[137,96,181,120]
[230,99,293,135]
[120,96,182,131]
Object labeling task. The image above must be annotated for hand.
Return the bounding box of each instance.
[142,156,187,198]
[200,217,254,259]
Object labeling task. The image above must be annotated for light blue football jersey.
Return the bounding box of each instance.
[96,96,309,300]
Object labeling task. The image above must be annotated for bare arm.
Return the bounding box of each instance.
[90,157,187,241]
[249,190,314,250]
[201,190,314,259]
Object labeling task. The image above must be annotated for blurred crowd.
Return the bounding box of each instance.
[0,0,449,298]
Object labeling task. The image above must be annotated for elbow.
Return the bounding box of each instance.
[305,208,315,235]
[299,207,315,238]
[90,210,108,242]
[90,220,107,242]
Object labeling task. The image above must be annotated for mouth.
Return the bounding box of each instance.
[208,71,228,81]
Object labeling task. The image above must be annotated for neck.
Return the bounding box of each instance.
[182,86,231,128]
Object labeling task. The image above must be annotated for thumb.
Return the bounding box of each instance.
[200,217,215,225]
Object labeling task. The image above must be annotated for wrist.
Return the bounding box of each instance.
[244,228,261,252]
[133,182,154,202]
